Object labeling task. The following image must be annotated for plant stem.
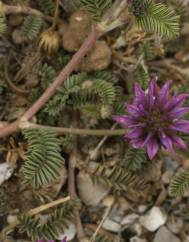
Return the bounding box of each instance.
[0,26,99,139]
[27,123,126,136]
[28,196,71,216]
[68,152,86,241]
[51,0,60,30]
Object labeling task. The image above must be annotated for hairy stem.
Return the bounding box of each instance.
[68,152,86,241]
[27,123,126,136]
[0,26,98,139]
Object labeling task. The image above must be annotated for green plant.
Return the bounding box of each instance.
[134,0,180,39]
[94,234,114,242]
[134,64,150,89]
[170,170,189,196]
[139,42,154,61]
[0,15,6,37]
[91,166,146,192]
[38,0,55,15]
[45,73,87,116]
[18,199,79,241]
[80,0,112,21]
[20,128,65,189]
[22,15,43,41]
[123,148,149,172]
[45,71,119,118]
[37,63,56,88]
[0,188,8,215]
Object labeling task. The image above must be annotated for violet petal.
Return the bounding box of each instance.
[172,136,187,149]
[165,93,189,111]
[159,131,173,150]
[148,78,158,107]
[168,107,189,118]
[112,115,134,126]
[147,137,159,160]
[127,128,144,139]
[159,80,172,102]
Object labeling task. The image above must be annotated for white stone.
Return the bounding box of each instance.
[102,218,121,232]
[77,171,110,206]
[121,213,139,226]
[0,162,15,186]
[139,207,167,232]
[7,215,18,225]
[153,226,181,242]
[130,236,147,242]
[138,205,147,213]
[56,222,76,241]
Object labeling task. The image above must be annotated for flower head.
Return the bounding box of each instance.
[113,78,189,159]
[38,237,67,242]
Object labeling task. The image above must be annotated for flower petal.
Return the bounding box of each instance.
[112,115,134,126]
[159,131,173,150]
[165,93,189,111]
[160,80,172,102]
[126,104,141,117]
[147,137,159,160]
[169,120,189,133]
[168,107,189,119]
[130,138,146,148]
[148,77,158,107]
[62,237,68,242]
[172,136,187,149]
[134,83,147,105]
[127,128,144,139]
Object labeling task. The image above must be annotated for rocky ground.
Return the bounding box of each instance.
[0,0,189,242]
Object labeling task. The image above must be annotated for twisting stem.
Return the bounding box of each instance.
[68,152,86,241]
[0,26,99,139]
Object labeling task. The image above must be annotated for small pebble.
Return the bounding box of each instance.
[139,206,167,232]
[153,226,180,242]
[56,222,76,241]
[102,218,121,232]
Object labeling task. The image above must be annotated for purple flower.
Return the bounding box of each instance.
[38,237,67,242]
[113,78,189,160]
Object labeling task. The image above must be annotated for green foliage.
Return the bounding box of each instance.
[38,0,55,15]
[45,71,119,119]
[71,91,98,109]
[134,64,149,89]
[18,199,79,241]
[135,1,180,39]
[170,170,189,196]
[92,71,117,83]
[0,15,6,37]
[80,0,112,21]
[91,166,146,192]
[93,79,116,105]
[169,0,188,24]
[0,188,8,215]
[45,73,87,116]
[139,42,154,61]
[94,234,113,242]
[20,128,65,189]
[37,63,56,88]
[22,15,43,41]
[123,148,149,172]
